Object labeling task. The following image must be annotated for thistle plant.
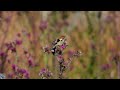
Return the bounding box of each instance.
[8,64,30,79]
[42,36,82,79]
[39,68,53,79]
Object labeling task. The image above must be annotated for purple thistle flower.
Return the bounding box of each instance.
[28,58,34,67]
[15,68,30,79]
[59,42,68,51]
[57,55,64,62]
[41,68,46,73]
[18,69,27,74]
[39,68,53,79]
[68,50,82,58]
[12,64,18,72]
[0,52,5,57]
[60,44,66,49]
[39,68,46,76]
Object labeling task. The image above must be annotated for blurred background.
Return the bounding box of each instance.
[0,11,120,79]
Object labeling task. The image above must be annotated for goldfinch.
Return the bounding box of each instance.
[51,36,66,55]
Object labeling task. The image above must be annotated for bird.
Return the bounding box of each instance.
[51,36,66,55]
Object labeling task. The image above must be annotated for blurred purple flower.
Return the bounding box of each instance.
[101,64,111,71]
[18,69,27,74]
[24,71,30,79]
[7,73,13,79]
[12,64,18,72]
[7,59,11,64]
[5,42,16,53]
[104,15,113,23]
[68,50,81,58]
[0,51,7,58]
[39,20,47,31]
[28,58,34,67]
[59,43,68,51]
[15,39,22,45]
[5,16,11,23]
[39,68,53,79]
[68,50,74,57]
[39,68,46,75]
[16,68,30,79]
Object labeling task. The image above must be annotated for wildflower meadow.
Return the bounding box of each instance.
[0,11,120,79]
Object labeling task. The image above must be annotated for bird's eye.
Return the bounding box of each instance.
[60,39,62,41]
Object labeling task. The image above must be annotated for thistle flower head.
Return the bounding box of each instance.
[39,68,53,79]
